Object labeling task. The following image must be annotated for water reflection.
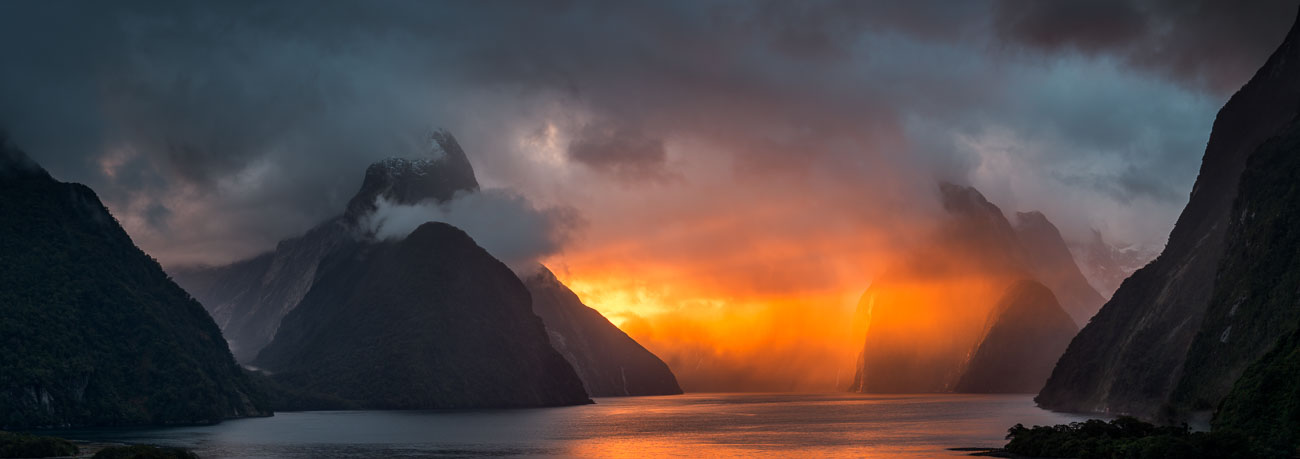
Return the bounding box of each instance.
[50,393,1097,458]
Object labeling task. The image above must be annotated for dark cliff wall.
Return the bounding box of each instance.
[1038,8,1300,419]
[253,223,592,409]
[0,139,268,429]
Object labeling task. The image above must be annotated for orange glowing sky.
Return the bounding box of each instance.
[17,1,1283,395]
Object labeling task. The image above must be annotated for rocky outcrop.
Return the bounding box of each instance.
[524,266,681,396]
[253,223,592,409]
[170,130,479,363]
[0,137,268,428]
[343,130,479,221]
[1037,8,1300,420]
[1013,212,1106,326]
[955,280,1078,393]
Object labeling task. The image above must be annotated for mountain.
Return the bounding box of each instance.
[343,130,479,221]
[852,184,1036,392]
[0,137,268,429]
[1037,8,1300,420]
[1013,212,1107,325]
[1068,229,1158,299]
[1181,107,1300,422]
[954,280,1078,393]
[252,223,592,409]
[852,184,1096,393]
[524,267,681,396]
[169,130,479,363]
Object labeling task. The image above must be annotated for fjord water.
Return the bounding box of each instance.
[51,393,1092,458]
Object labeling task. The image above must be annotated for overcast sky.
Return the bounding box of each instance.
[1,0,1293,269]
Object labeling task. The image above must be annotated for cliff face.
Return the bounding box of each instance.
[253,223,592,409]
[955,280,1078,393]
[524,267,682,396]
[1177,116,1300,416]
[1037,9,1300,419]
[170,130,479,363]
[0,139,268,429]
[853,184,1089,393]
[1207,115,1300,455]
[1014,212,1106,326]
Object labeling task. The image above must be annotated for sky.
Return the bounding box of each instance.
[1,0,1295,391]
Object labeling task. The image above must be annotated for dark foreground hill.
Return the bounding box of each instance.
[253,223,592,409]
[0,137,268,429]
[1037,6,1300,422]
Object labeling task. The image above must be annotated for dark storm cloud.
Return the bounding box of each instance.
[994,0,1297,94]
[566,123,669,181]
[0,0,1292,264]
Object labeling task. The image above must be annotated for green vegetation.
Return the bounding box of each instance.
[0,138,269,428]
[1214,328,1300,458]
[91,445,198,459]
[1003,417,1260,459]
[241,369,356,411]
[0,431,77,458]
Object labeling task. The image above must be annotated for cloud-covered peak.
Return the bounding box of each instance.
[344,130,480,220]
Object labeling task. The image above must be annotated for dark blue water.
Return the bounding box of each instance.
[50,393,1097,458]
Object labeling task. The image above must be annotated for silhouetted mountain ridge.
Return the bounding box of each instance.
[524,266,682,396]
[1037,6,1300,420]
[252,222,592,409]
[0,138,269,429]
[171,131,480,362]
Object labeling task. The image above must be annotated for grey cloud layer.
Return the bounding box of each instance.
[0,0,1292,264]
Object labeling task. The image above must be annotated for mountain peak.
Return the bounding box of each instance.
[344,130,480,220]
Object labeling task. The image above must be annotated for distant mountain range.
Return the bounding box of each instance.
[1067,229,1159,300]
[0,136,268,429]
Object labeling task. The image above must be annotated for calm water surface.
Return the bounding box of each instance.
[51,393,1097,458]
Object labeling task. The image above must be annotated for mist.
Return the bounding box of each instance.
[1,0,1293,392]
[361,190,583,270]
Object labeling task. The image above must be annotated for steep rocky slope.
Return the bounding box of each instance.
[1178,116,1300,418]
[253,223,591,408]
[524,267,681,396]
[0,138,268,428]
[955,280,1078,393]
[1037,8,1300,419]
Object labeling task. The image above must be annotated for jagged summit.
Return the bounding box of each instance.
[934,182,1027,274]
[343,129,480,220]
[939,182,1003,217]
